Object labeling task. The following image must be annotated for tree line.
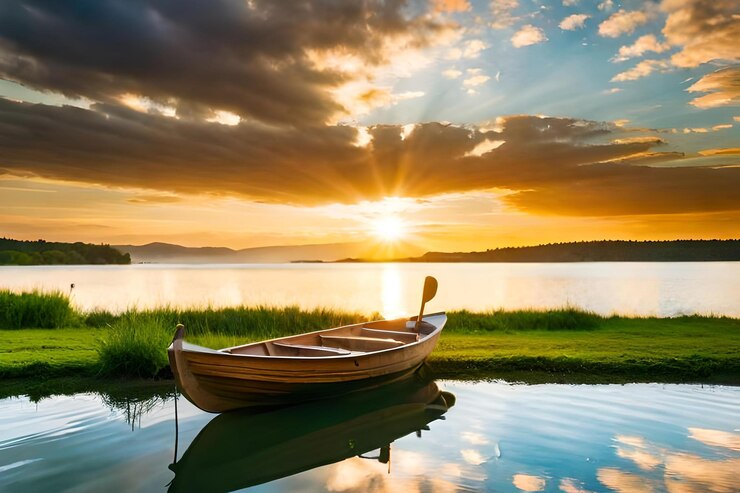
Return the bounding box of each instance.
[414,240,740,262]
[0,238,131,265]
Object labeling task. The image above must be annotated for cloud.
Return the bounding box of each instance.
[433,0,471,13]
[686,67,740,108]
[699,148,740,156]
[612,35,671,62]
[463,68,490,88]
[127,194,182,204]
[661,0,740,68]
[0,0,450,127]
[448,39,488,60]
[598,9,650,38]
[511,25,548,48]
[463,39,488,58]
[598,0,614,11]
[443,68,463,79]
[491,0,521,29]
[559,14,590,31]
[1,99,738,216]
[611,59,672,82]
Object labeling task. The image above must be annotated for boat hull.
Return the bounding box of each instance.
[168,314,446,412]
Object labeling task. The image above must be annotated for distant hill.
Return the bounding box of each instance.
[0,238,130,265]
[409,240,740,262]
[114,241,377,263]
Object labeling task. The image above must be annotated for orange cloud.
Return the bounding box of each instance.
[686,67,740,108]
[1,100,738,217]
[598,9,650,38]
[662,0,739,68]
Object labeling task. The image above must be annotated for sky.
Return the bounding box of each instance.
[0,0,738,254]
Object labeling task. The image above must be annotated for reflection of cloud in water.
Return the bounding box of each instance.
[664,453,740,493]
[461,448,486,465]
[512,473,546,491]
[614,435,662,471]
[598,467,657,493]
[559,478,593,493]
[600,428,740,493]
[440,462,462,478]
[325,452,459,493]
[461,431,489,445]
[688,427,740,452]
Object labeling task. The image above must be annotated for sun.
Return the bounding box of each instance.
[372,216,406,242]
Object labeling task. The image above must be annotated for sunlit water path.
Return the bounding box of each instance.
[1,382,738,492]
[1,262,739,317]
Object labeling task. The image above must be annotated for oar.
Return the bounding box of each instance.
[415,276,438,332]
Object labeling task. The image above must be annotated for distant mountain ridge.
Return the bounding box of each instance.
[114,241,372,263]
[114,239,740,264]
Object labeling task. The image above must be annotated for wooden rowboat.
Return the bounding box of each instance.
[168,276,445,412]
[168,372,455,492]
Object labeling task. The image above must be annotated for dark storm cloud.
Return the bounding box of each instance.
[0,98,738,216]
[0,0,445,125]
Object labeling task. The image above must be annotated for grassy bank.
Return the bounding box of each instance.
[1,291,739,394]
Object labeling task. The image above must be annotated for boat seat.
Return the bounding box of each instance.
[271,342,351,357]
[320,335,405,352]
[360,327,417,342]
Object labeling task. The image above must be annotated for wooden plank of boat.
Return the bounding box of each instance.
[168,276,445,412]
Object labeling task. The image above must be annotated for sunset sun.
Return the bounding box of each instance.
[372,216,406,242]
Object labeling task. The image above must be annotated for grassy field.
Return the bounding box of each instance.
[1,291,739,396]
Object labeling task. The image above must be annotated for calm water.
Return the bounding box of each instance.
[1,380,738,492]
[1,262,739,317]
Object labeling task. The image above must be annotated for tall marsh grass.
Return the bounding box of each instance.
[97,315,171,378]
[0,290,78,329]
[445,308,602,332]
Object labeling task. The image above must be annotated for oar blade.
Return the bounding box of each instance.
[422,276,438,303]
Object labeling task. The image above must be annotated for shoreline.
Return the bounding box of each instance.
[2,292,738,397]
[2,364,738,403]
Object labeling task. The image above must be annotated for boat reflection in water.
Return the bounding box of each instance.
[168,370,454,492]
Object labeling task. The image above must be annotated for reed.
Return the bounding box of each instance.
[445,307,603,332]
[97,315,171,378]
[0,290,78,329]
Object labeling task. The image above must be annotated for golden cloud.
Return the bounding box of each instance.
[0,100,738,217]
[662,0,739,68]
[686,67,740,109]
[598,9,650,38]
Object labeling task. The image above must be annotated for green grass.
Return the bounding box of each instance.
[2,310,738,387]
[1,291,738,386]
[0,328,99,379]
[97,314,173,378]
[0,290,79,329]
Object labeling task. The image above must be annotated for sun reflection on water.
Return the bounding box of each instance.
[381,264,405,319]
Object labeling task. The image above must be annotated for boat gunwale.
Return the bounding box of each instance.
[170,312,446,362]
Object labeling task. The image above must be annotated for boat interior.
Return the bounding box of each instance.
[222,318,438,357]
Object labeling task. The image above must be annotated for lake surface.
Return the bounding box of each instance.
[1,380,738,492]
[1,262,739,317]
